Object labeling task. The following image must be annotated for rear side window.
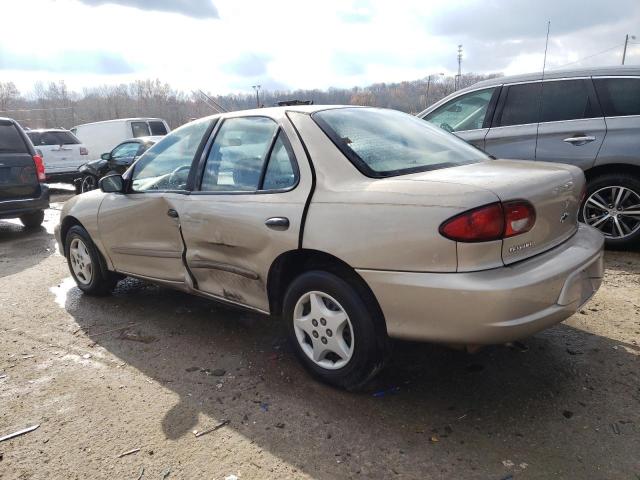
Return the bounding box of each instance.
[540,80,598,122]
[131,122,151,137]
[262,132,297,190]
[593,78,640,117]
[28,131,80,146]
[149,121,168,135]
[0,122,28,153]
[497,83,542,127]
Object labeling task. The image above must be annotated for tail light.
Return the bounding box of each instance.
[80,147,88,155]
[440,201,535,242]
[33,154,46,182]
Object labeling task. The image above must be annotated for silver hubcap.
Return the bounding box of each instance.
[583,186,640,239]
[82,175,96,192]
[69,238,93,285]
[293,291,354,370]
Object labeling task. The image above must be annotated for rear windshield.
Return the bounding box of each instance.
[149,121,168,135]
[27,130,80,146]
[313,108,488,177]
[131,122,151,138]
[0,121,28,153]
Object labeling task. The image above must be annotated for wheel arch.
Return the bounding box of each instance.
[60,215,85,256]
[585,163,640,182]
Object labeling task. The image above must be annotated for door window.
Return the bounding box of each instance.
[131,122,151,138]
[423,88,495,132]
[540,80,598,122]
[497,83,542,127]
[593,78,640,117]
[0,122,28,153]
[111,142,140,160]
[201,117,278,192]
[149,121,168,135]
[262,132,297,190]
[131,118,211,192]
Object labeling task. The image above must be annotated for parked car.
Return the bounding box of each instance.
[56,106,604,389]
[25,128,89,184]
[75,136,162,193]
[0,118,49,228]
[71,118,170,162]
[419,66,640,249]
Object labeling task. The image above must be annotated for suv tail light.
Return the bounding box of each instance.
[80,147,88,155]
[440,201,535,242]
[33,154,46,182]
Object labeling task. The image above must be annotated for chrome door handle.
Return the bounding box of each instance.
[265,217,289,230]
[167,209,179,218]
[563,135,596,145]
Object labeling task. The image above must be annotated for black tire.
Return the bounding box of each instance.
[64,225,119,296]
[19,210,45,229]
[283,270,389,391]
[580,173,640,250]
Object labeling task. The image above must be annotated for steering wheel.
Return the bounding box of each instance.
[440,123,454,133]
[167,165,191,187]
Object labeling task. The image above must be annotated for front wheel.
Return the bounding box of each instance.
[581,173,640,250]
[78,174,98,193]
[284,270,388,390]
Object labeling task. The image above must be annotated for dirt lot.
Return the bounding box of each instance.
[1,191,639,480]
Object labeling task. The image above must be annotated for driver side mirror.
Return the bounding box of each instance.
[99,174,125,193]
[101,152,111,160]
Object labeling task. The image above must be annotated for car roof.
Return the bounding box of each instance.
[198,104,363,122]
[26,128,72,133]
[72,118,167,128]
[119,135,164,144]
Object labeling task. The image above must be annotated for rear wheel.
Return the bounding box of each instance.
[20,210,44,229]
[65,225,119,295]
[284,270,388,390]
[581,173,640,249]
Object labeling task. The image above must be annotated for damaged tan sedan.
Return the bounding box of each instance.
[56,106,604,389]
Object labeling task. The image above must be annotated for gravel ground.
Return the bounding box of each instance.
[0,191,639,480]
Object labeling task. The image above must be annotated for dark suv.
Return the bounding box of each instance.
[419,66,640,249]
[0,118,49,228]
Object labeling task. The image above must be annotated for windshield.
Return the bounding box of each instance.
[312,107,488,177]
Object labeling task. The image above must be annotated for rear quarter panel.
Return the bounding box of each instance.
[594,116,640,168]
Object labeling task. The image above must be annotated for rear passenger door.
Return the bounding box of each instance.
[485,82,541,160]
[535,78,605,169]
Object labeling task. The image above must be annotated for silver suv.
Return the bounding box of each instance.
[419,66,640,249]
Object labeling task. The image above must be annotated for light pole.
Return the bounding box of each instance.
[623,34,636,65]
[251,85,261,107]
[425,72,444,108]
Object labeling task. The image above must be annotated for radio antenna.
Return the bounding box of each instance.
[535,20,551,153]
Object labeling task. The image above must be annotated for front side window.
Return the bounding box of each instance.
[497,82,542,127]
[131,118,211,192]
[540,79,598,122]
[593,78,640,117]
[201,117,277,192]
[424,88,495,132]
[149,121,168,136]
[131,122,151,138]
[111,142,140,160]
[313,107,488,177]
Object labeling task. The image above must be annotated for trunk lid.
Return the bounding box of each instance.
[407,159,584,264]
[0,121,39,201]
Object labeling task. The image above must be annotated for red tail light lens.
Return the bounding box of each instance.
[440,201,536,242]
[33,154,46,182]
[503,201,536,237]
[80,147,88,155]
[439,203,505,242]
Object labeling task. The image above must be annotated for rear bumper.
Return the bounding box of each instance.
[358,224,604,344]
[0,185,49,219]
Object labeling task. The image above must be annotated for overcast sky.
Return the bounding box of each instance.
[1,0,639,95]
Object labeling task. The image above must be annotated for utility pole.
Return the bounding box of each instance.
[622,34,636,65]
[425,72,444,108]
[455,45,463,91]
[252,85,261,108]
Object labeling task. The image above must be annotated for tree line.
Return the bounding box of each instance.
[0,73,502,130]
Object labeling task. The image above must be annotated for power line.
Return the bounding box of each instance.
[548,43,625,70]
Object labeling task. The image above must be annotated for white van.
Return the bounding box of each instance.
[71,118,170,160]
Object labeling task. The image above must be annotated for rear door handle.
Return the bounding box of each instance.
[563,135,596,145]
[265,217,289,230]
[167,208,179,218]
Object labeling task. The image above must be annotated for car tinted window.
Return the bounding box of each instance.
[131,122,151,138]
[28,131,80,146]
[498,82,542,127]
[262,131,297,190]
[424,88,495,132]
[201,117,277,192]
[131,118,211,192]
[149,121,168,135]
[111,142,140,159]
[540,80,597,122]
[0,122,28,153]
[313,108,488,177]
[593,78,640,117]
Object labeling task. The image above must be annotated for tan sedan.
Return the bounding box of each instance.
[56,106,604,389]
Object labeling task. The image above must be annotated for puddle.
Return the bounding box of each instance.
[50,277,77,308]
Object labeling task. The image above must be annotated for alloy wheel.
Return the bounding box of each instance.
[81,175,97,192]
[293,291,355,370]
[583,185,640,239]
[69,238,93,285]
